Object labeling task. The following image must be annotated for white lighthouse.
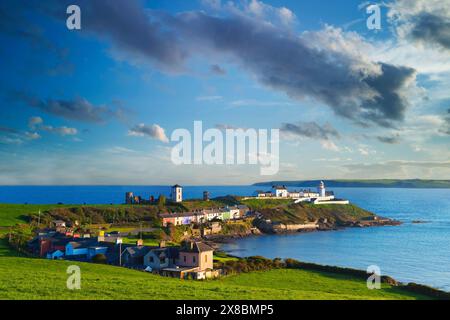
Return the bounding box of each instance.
[171,184,183,203]
[318,181,326,198]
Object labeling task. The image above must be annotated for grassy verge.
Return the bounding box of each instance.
[0,256,431,300]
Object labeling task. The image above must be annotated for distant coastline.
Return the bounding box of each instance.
[253,179,450,189]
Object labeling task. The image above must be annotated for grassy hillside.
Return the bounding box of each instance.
[0,204,65,227]
[0,198,239,228]
[242,200,374,224]
[0,202,439,300]
[254,179,450,189]
[0,256,430,300]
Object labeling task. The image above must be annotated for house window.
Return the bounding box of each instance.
[183,255,186,262]
[149,257,154,263]
[205,255,207,262]
[193,256,196,263]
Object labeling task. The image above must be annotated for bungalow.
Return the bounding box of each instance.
[255,190,272,198]
[65,241,90,256]
[46,249,64,260]
[143,246,179,271]
[201,222,222,236]
[235,205,250,218]
[272,186,288,198]
[121,246,151,267]
[288,191,302,199]
[87,246,109,260]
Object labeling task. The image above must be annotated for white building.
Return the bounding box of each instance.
[317,181,326,197]
[288,191,302,199]
[171,184,183,203]
[312,181,349,205]
[272,186,289,198]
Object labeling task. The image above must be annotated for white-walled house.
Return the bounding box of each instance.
[272,186,289,198]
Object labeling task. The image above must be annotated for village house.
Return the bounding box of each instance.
[159,241,219,280]
[255,186,304,199]
[273,186,289,198]
[201,221,222,236]
[27,221,221,280]
[122,246,151,267]
[160,205,248,227]
[143,244,179,271]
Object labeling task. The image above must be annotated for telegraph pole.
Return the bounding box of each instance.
[119,241,122,266]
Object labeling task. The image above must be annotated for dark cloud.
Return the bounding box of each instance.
[210,64,226,75]
[406,13,450,50]
[362,63,415,127]
[0,125,40,145]
[10,91,123,123]
[171,11,415,127]
[0,2,74,76]
[281,122,340,140]
[20,1,415,127]
[439,108,450,135]
[0,126,19,134]
[0,2,48,47]
[38,0,187,72]
[376,134,401,144]
[388,1,450,51]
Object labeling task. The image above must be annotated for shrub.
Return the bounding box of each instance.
[92,254,107,264]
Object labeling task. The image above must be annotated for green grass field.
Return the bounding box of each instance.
[0,202,436,300]
[0,256,430,300]
[0,204,145,227]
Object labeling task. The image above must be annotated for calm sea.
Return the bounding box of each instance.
[0,186,449,291]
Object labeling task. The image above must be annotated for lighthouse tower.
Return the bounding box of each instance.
[318,181,326,198]
[171,184,183,203]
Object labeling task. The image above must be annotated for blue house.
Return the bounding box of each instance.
[65,241,90,256]
[46,250,64,260]
[87,246,109,259]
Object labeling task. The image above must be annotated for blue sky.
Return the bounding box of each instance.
[0,0,449,185]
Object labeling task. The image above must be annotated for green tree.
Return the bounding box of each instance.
[158,195,166,207]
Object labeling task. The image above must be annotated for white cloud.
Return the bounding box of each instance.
[25,132,41,140]
[321,140,340,152]
[28,116,78,136]
[128,123,169,143]
[42,126,78,136]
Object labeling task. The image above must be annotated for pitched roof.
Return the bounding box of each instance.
[124,246,152,258]
[181,241,214,253]
[160,211,205,218]
[67,239,99,249]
